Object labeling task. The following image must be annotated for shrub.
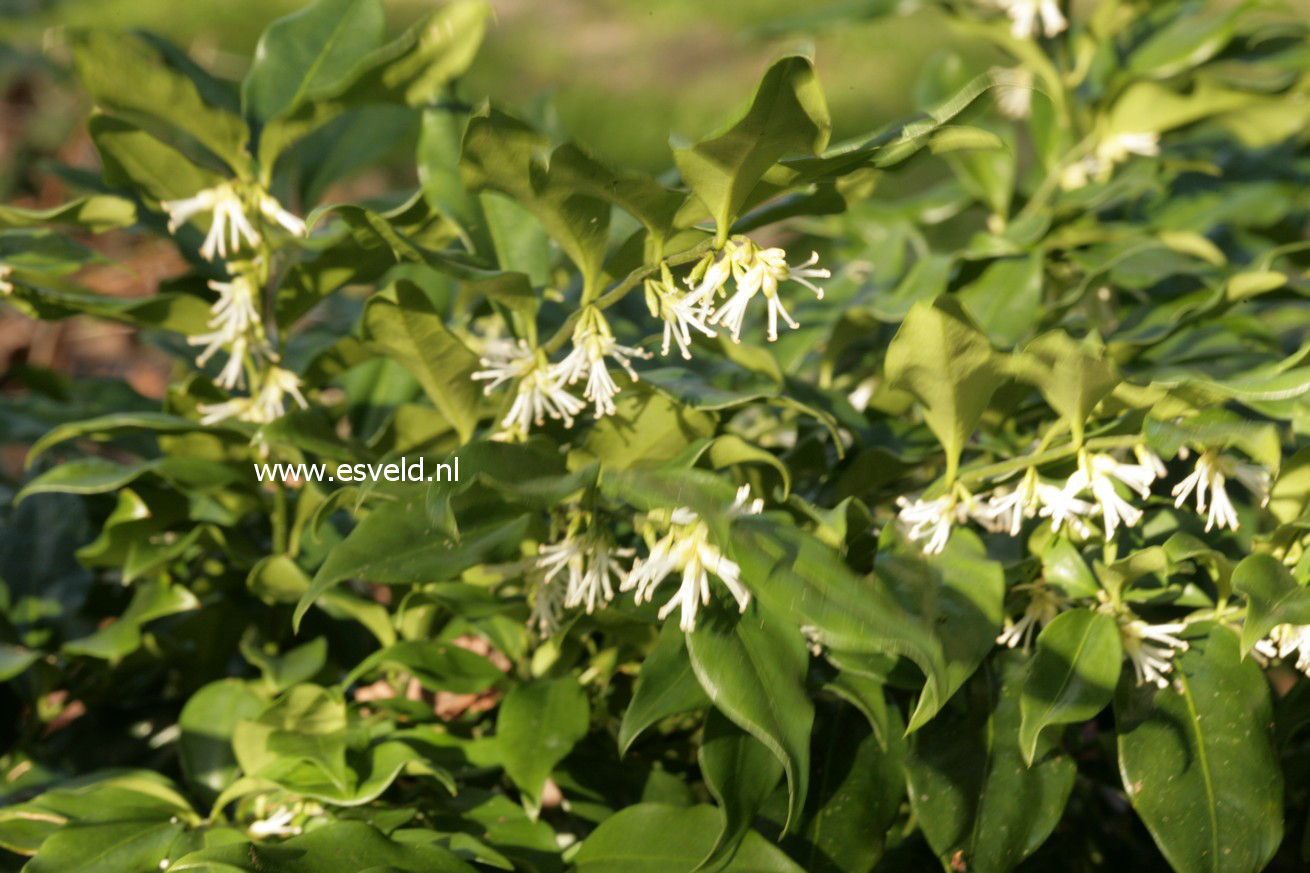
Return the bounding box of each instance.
[3,1,1310,871]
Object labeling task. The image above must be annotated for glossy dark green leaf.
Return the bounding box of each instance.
[885,298,1006,481]
[1013,331,1120,447]
[907,653,1075,873]
[178,679,268,805]
[729,517,950,714]
[0,196,136,232]
[686,604,813,831]
[72,31,249,171]
[779,701,905,873]
[171,821,476,872]
[1018,608,1121,765]
[1116,624,1283,873]
[364,280,481,443]
[461,107,611,296]
[242,0,385,122]
[672,55,830,234]
[342,639,504,695]
[879,529,1005,732]
[295,500,528,629]
[958,253,1043,347]
[1234,553,1310,654]
[256,0,489,165]
[497,677,590,815]
[619,619,710,755]
[697,707,784,870]
[572,804,803,873]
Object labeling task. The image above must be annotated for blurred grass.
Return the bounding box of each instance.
[4,0,1002,173]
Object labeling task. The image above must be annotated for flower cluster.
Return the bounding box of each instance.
[529,487,761,635]
[1060,131,1160,190]
[162,181,305,262]
[477,238,829,437]
[992,0,1067,40]
[898,445,1268,556]
[159,181,309,426]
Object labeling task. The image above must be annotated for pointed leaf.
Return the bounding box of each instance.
[1018,608,1122,765]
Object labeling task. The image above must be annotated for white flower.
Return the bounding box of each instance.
[645,265,716,360]
[979,468,1095,538]
[248,806,301,839]
[472,339,584,435]
[896,486,975,555]
[536,522,631,616]
[1119,618,1189,689]
[995,67,1034,119]
[162,184,260,261]
[1254,624,1310,674]
[997,581,1066,652]
[1058,451,1157,540]
[529,571,566,638]
[707,239,829,343]
[1096,131,1160,164]
[622,495,760,632]
[162,182,303,261]
[257,191,306,236]
[188,274,265,389]
[552,308,651,417]
[1171,449,1268,532]
[197,366,307,426]
[1061,131,1161,190]
[995,0,1067,39]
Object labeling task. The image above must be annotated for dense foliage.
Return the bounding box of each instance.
[5,0,1310,870]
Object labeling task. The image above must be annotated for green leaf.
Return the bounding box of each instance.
[241,637,330,692]
[89,113,225,203]
[62,580,201,661]
[342,640,504,695]
[27,412,215,468]
[672,55,830,236]
[179,679,268,805]
[697,708,784,870]
[885,298,1007,482]
[958,253,1043,347]
[1129,7,1240,79]
[0,643,40,682]
[619,619,710,755]
[0,196,136,232]
[1116,624,1283,873]
[72,31,249,172]
[1232,553,1310,656]
[461,107,612,296]
[1018,608,1122,765]
[497,676,590,816]
[23,821,185,873]
[777,700,904,873]
[1012,330,1120,447]
[583,386,717,471]
[364,280,481,443]
[257,0,490,165]
[685,604,813,832]
[242,0,385,123]
[171,821,476,872]
[879,529,1005,732]
[548,143,686,245]
[295,499,528,629]
[730,517,950,712]
[907,652,1075,873]
[572,804,803,873]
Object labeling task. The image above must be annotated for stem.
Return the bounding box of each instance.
[541,238,716,355]
[272,483,288,555]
